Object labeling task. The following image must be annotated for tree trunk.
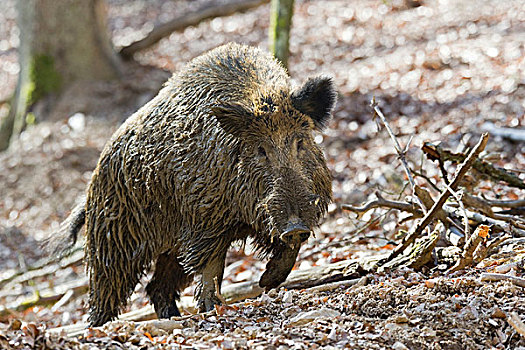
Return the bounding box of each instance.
[0,0,121,151]
[269,0,294,70]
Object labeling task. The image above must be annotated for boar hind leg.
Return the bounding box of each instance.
[195,250,227,313]
[259,244,301,290]
[146,252,192,319]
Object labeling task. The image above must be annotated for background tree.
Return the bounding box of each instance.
[0,0,121,151]
[269,0,294,69]
[0,0,270,151]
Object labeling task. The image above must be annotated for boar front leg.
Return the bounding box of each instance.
[195,251,226,312]
[259,243,301,290]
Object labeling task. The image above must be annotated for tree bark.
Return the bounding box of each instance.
[0,0,121,151]
[269,0,294,69]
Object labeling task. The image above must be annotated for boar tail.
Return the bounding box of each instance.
[44,196,86,257]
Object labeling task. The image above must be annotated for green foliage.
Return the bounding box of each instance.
[28,54,62,106]
[25,112,36,125]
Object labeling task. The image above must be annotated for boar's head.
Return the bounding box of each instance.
[213,77,337,248]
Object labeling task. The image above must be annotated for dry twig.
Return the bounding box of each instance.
[422,141,525,189]
[507,312,525,337]
[481,122,525,142]
[342,191,422,217]
[305,276,367,293]
[119,0,270,58]
[480,273,525,288]
[0,278,88,315]
[0,248,83,288]
[344,189,523,247]
[370,99,427,214]
[473,234,511,264]
[377,133,489,267]
[447,224,490,273]
[443,183,470,236]
[461,193,495,217]
[1,250,84,290]
[411,169,441,192]
[479,198,525,208]
[413,185,449,223]
[214,276,228,305]
[447,208,525,237]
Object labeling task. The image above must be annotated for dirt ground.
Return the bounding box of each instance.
[0,0,524,349]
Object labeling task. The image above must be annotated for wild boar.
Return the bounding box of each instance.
[50,43,336,326]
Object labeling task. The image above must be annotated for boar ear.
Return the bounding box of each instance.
[211,102,251,138]
[291,76,337,131]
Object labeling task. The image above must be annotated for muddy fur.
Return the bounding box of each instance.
[53,43,336,326]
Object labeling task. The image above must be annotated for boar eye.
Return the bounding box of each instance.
[258,146,267,158]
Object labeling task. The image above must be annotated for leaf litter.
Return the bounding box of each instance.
[0,0,524,348]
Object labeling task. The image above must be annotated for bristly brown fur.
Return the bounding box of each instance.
[52,43,337,326]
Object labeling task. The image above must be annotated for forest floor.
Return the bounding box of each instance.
[0,0,524,349]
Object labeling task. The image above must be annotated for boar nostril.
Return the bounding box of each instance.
[299,231,310,242]
[279,221,311,243]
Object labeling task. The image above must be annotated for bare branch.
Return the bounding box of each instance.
[305,276,367,293]
[444,183,470,236]
[481,122,525,142]
[119,0,270,58]
[414,185,448,222]
[473,234,511,264]
[378,133,490,267]
[214,276,228,305]
[370,99,427,214]
[507,312,525,337]
[447,224,490,273]
[480,273,525,288]
[479,198,525,208]
[422,141,525,189]
[342,192,422,216]
[461,193,495,217]
[1,249,84,290]
[411,169,441,192]
[437,156,450,185]
[445,207,525,237]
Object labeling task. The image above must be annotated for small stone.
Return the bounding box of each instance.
[288,308,341,326]
[384,323,399,331]
[259,293,272,303]
[393,341,410,350]
[282,291,293,304]
[488,319,499,327]
[328,327,338,340]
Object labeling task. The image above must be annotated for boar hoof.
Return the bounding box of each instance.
[198,293,222,313]
[259,268,288,290]
[259,273,276,290]
[156,304,181,319]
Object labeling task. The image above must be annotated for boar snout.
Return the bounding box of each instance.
[279,218,311,246]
